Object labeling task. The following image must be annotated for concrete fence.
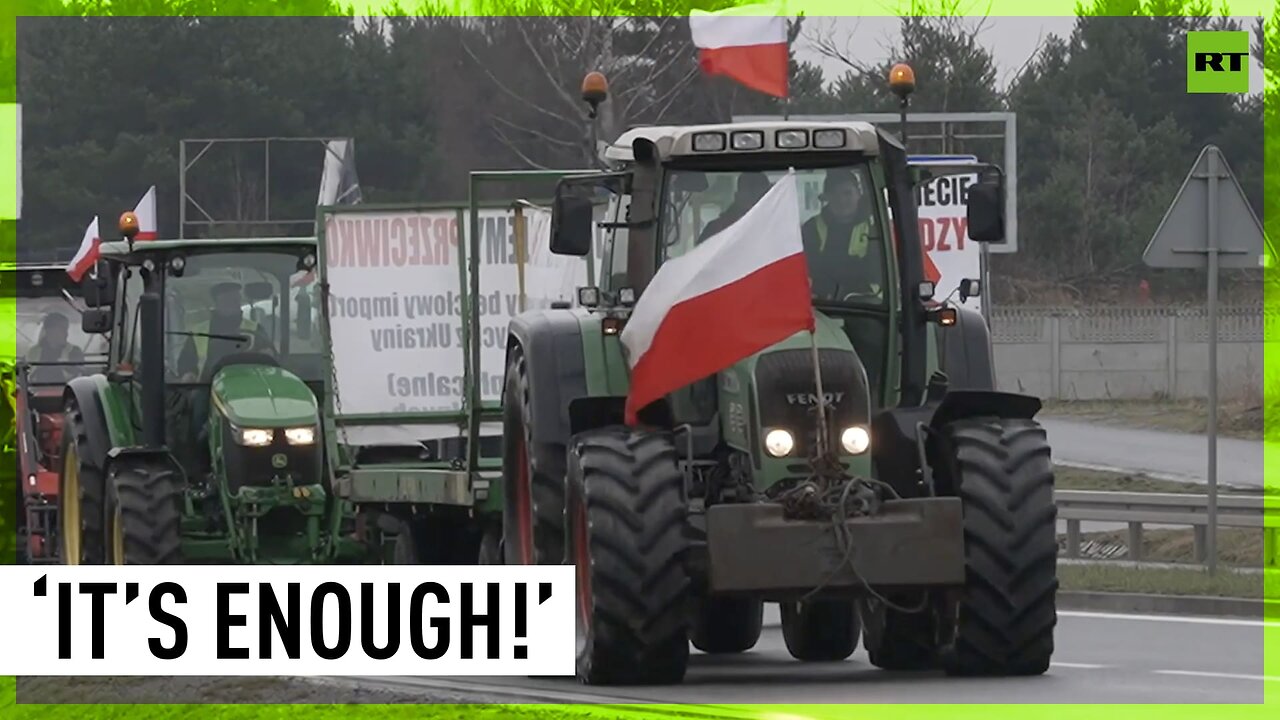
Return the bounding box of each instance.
[989,305,1272,401]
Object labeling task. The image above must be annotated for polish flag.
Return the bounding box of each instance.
[133,185,158,240]
[620,171,813,425]
[66,216,101,282]
[690,5,789,99]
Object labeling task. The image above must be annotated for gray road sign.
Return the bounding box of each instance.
[1143,145,1265,269]
[1142,144,1266,576]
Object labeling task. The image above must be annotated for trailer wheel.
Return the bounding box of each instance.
[780,600,860,661]
[105,465,183,565]
[57,403,105,565]
[691,596,763,654]
[859,594,938,670]
[937,417,1057,677]
[568,427,690,685]
[501,347,565,565]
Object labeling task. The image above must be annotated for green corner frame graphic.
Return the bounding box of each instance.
[0,0,1276,717]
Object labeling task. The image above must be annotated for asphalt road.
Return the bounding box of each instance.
[338,607,1275,705]
[1039,417,1268,489]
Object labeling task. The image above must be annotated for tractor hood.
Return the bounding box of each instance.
[210,365,318,428]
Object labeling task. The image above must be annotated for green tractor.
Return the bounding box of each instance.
[57,213,378,565]
[496,74,1057,684]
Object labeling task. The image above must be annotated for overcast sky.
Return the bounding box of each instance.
[791,16,1266,96]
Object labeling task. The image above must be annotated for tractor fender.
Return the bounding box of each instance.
[934,303,996,391]
[927,389,1042,431]
[506,309,589,448]
[102,446,185,482]
[63,376,112,470]
[870,389,1042,500]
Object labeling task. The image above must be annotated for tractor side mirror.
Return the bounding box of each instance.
[82,307,113,335]
[80,261,115,308]
[959,278,982,303]
[967,178,1004,243]
[550,186,596,257]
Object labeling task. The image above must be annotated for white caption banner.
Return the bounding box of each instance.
[0,565,574,677]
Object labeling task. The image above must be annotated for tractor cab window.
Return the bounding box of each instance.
[660,164,888,308]
[164,250,321,385]
[2,268,108,386]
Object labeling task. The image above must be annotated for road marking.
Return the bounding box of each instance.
[1153,670,1280,683]
[1051,662,1108,669]
[1060,611,1280,628]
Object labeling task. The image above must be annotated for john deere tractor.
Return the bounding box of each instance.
[495,70,1057,685]
[57,213,366,565]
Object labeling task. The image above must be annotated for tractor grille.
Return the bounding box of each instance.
[754,348,868,458]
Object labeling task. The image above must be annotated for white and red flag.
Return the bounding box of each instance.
[66,216,101,282]
[620,170,813,425]
[133,185,158,240]
[689,4,790,99]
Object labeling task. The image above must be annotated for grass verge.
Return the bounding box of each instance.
[1041,398,1270,441]
[1054,465,1275,495]
[1059,563,1279,599]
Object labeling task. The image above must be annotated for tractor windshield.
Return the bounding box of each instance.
[160,250,322,384]
[660,163,889,308]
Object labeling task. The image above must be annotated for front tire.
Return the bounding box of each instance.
[105,465,183,565]
[58,401,105,565]
[567,427,690,685]
[500,347,565,565]
[937,418,1058,676]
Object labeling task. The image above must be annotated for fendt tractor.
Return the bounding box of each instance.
[56,214,480,565]
[494,68,1058,684]
[2,261,108,563]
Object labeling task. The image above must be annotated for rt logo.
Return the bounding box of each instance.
[1187,30,1250,94]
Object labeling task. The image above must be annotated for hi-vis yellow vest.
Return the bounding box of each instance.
[191,318,259,370]
[813,216,872,258]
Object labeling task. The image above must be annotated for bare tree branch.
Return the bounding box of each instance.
[490,123,554,170]
[458,32,570,126]
[490,114,581,149]
[516,18,589,119]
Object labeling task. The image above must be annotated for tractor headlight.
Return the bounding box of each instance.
[238,428,274,447]
[764,429,795,458]
[841,426,871,455]
[284,426,316,446]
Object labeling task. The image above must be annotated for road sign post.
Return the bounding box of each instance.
[1142,144,1269,575]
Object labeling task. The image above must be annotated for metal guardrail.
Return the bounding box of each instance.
[1056,490,1280,568]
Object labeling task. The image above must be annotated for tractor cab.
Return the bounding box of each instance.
[66,213,334,564]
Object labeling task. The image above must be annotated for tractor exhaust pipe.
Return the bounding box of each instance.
[139,291,166,449]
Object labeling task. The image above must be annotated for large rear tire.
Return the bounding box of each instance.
[568,427,690,685]
[691,596,763,655]
[58,401,105,566]
[937,417,1057,676]
[105,465,183,565]
[780,600,860,662]
[501,347,565,565]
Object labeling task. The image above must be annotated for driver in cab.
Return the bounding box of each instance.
[801,169,883,301]
[175,281,274,382]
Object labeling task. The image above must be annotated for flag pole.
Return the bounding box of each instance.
[809,328,828,458]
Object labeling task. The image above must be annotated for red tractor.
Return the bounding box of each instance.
[3,262,108,564]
